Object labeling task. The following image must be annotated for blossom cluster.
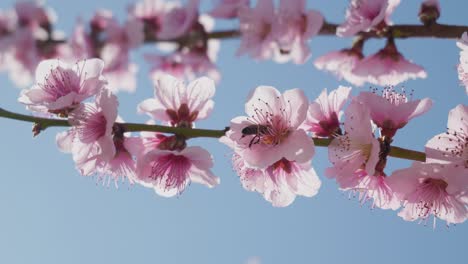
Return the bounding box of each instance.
[2,0,467,229]
[19,58,219,195]
[221,82,467,227]
[0,0,450,93]
[15,54,468,227]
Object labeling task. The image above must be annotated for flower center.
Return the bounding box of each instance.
[166,103,198,128]
[408,178,450,220]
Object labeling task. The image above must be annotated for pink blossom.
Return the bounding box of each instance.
[209,0,249,19]
[100,43,139,93]
[70,10,143,93]
[425,104,468,168]
[326,100,399,209]
[314,48,366,87]
[0,11,16,63]
[96,136,136,185]
[95,10,143,93]
[138,74,216,127]
[157,0,199,40]
[356,88,432,138]
[353,172,400,210]
[301,86,351,137]
[18,58,106,115]
[222,86,314,169]
[274,0,323,64]
[146,51,220,83]
[352,39,427,86]
[231,154,321,207]
[128,0,172,39]
[337,0,400,37]
[145,16,221,82]
[15,0,55,29]
[457,32,468,94]
[389,163,468,227]
[237,0,277,61]
[60,89,118,176]
[326,100,380,189]
[124,125,187,158]
[134,146,219,197]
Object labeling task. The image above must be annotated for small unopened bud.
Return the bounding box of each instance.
[419,0,440,26]
[32,123,42,137]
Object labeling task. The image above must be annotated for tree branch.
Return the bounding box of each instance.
[0,107,426,162]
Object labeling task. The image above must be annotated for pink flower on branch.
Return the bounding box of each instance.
[237,0,277,61]
[15,1,55,29]
[301,86,351,138]
[356,88,432,138]
[326,100,398,209]
[314,48,366,87]
[157,0,200,40]
[389,163,468,227]
[138,74,216,128]
[352,38,427,86]
[425,104,468,168]
[70,10,143,93]
[145,15,221,82]
[128,0,173,40]
[57,89,118,177]
[232,154,321,207]
[209,0,250,19]
[237,0,323,64]
[223,86,314,169]
[337,0,400,37]
[18,58,106,116]
[274,0,323,64]
[326,100,380,188]
[134,146,219,197]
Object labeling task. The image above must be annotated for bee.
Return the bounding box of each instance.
[241,124,269,148]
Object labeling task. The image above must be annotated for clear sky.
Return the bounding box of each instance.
[0,1,467,264]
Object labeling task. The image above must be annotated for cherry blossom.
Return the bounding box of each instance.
[326,100,399,209]
[337,0,400,37]
[274,0,323,64]
[138,74,216,127]
[352,38,427,86]
[14,1,55,29]
[209,0,249,19]
[425,104,468,168]
[353,172,400,209]
[231,154,321,207]
[389,162,468,227]
[69,10,143,93]
[145,15,221,82]
[356,88,432,138]
[314,48,366,87]
[0,2,68,88]
[18,58,106,115]
[326,100,380,189]
[222,86,314,169]
[128,0,173,39]
[301,86,351,138]
[58,89,118,176]
[237,0,277,61]
[157,0,199,40]
[134,146,219,197]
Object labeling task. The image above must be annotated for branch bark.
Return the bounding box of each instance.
[0,107,426,162]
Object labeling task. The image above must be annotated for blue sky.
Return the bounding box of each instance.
[0,1,467,264]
